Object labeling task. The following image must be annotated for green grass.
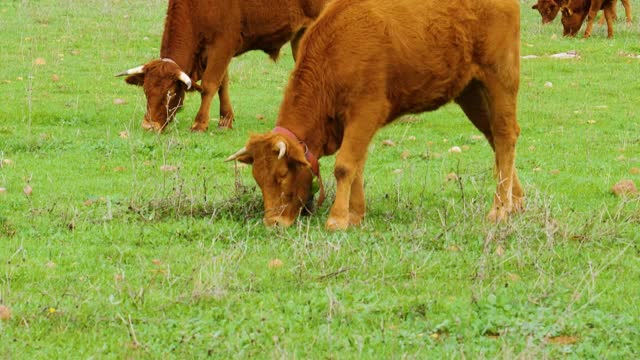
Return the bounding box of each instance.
[1,0,640,358]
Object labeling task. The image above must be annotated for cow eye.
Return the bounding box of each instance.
[276,176,288,186]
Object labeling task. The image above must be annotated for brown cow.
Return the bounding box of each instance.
[532,0,631,29]
[227,0,524,230]
[560,0,619,38]
[117,0,327,132]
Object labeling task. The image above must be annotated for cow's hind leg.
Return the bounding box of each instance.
[326,99,389,231]
[218,71,235,128]
[191,41,235,132]
[622,0,632,24]
[456,79,523,221]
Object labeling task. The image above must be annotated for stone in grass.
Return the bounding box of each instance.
[160,165,178,172]
[268,259,283,269]
[0,305,11,321]
[445,172,459,182]
[611,179,638,196]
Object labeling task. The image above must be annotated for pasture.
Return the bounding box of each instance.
[1,0,639,357]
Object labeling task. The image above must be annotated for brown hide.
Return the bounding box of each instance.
[230,0,524,230]
[119,0,328,132]
[560,0,618,38]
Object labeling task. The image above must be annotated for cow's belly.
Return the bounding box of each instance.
[386,64,475,120]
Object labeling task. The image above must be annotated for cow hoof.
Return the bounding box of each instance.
[487,207,509,223]
[142,122,165,133]
[348,212,364,226]
[326,217,349,231]
[263,216,294,228]
[190,123,208,132]
[217,117,234,129]
[512,197,525,213]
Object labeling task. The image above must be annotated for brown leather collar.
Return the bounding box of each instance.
[272,126,326,207]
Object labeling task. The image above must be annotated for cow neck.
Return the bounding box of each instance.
[272,126,326,208]
[161,58,187,72]
[160,0,195,74]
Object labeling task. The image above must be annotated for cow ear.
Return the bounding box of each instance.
[560,5,573,15]
[235,153,254,164]
[125,74,145,86]
[532,4,538,9]
[283,141,311,168]
[190,82,204,93]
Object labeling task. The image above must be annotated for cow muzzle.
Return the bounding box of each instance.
[263,215,295,228]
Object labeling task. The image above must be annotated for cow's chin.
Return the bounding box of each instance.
[142,114,173,131]
[263,215,296,228]
[262,200,308,228]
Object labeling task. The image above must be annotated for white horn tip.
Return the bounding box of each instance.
[225,147,248,162]
[178,71,192,89]
[276,141,287,160]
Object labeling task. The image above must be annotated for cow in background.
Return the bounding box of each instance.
[560,0,619,38]
[227,0,524,230]
[117,0,328,132]
[532,0,631,28]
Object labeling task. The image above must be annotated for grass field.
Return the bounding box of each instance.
[1,0,639,358]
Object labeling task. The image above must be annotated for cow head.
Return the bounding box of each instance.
[560,4,583,37]
[116,60,193,131]
[226,133,315,227]
[532,0,562,24]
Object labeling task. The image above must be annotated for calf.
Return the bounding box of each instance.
[227,0,524,230]
[532,0,630,36]
[561,0,618,38]
[117,0,327,132]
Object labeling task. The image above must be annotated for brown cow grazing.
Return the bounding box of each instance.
[560,0,618,38]
[532,0,631,30]
[226,0,524,230]
[532,0,566,23]
[116,0,327,132]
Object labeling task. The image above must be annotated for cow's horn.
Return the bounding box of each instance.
[115,65,145,77]
[276,141,287,159]
[225,147,248,162]
[177,71,192,89]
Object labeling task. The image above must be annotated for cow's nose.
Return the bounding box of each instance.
[263,216,294,228]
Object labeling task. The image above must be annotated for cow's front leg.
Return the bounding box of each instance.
[326,100,387,231]
[191,43,235,132]
[583,8,600,38]
[603,5,616,38]
[326,153,364,231]
[347,163,366,226]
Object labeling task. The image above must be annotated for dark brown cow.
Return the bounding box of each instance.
[117,0,327,132]
[227,0,523,230]
[532,0,631,30]
[560,0,618,38]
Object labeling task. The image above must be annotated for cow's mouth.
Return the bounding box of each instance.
[301,194,315,216]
